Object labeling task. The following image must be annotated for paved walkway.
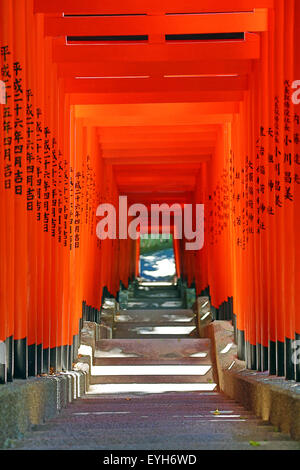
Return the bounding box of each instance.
[13,390,300,450]
[14,283,300,450]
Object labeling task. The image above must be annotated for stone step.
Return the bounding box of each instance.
[90,364,214,385]
[95,338,211,360]
[115,321,196,329]
[116,309,195,324]
[15,389,300,450]
[113,325,197,339]
[87,383,217,395]
[133,292,181,299]
[126,301,185,310]
[115,334,196,339]
[90,376,215,385]
[128,297,183,303]
[79,392,242,404]
[136,282,177,289]
[93,356,211,366]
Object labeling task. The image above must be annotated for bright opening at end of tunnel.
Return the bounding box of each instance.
[139,234,176,282]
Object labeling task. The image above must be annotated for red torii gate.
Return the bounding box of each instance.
[0,0,299,386]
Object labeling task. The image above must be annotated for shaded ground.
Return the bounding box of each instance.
[12,391,300,450]
[12,283,300,451]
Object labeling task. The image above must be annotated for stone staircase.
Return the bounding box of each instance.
[14,280,300,449]
[90,281,217,393]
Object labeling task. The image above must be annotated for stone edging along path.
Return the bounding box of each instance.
[204,320,300,441]
[0,367,90,449]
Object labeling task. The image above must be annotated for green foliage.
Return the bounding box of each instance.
[140,234,173,255]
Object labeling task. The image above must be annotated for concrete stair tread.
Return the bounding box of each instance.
[126,307,185,311]
[128,298,184,303]
[90,376,215,384]
[91,364,212,373]
[89,364,215,384]
[116,324,196,329]
[115,322,196,328]
[114,334,196,339]
[95,338,211,360]
[15,379,300,451]
[114,324,197,337]
[127,301,184,309]
[133,292,181,298]
[117,308,194,314]
[93,357,210,366]
[130,298,182,301]
[16,439,300,451]
[135,283,177,289]
[113,331,197,339]
[116,310,194,325]
[119,308,193,313]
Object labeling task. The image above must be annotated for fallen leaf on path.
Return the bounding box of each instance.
[249,440,260,447]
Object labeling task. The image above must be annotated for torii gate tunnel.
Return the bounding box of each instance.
[0,0,300,384]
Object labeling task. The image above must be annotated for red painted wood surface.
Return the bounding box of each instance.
[0,0,299,381]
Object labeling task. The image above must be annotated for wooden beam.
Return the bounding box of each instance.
[69,90,244,104]
[116,171,197,181]
[97,131,217,144]
[117,184,196,194]
[34,0,274,14]
[126,193,195,206]
[97,124,219,136]
[57,59,252,78]
[106,155,211,165]
[114,163,203,172]
[102,147,215,158]
[126,192,194,203]
[115,170,201,188]
[64,75,248,94]
[53,33,260,62]
[75,102,239,121]
[82,115,233,127]
[101,141,216,151]
[117,182,196,192]
[45,10,268,37]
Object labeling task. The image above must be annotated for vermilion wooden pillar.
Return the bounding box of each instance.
[1,0,300,385]
[26,0,38,376]
[0,0,14,383]
[267,5,277,376]
[294,0,300,382]
[283,0,296,380]
[12,0,29,379]
[274,0,285,376]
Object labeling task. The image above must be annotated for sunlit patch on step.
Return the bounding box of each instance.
[94,347,139,358]
[91,365,212,376]
[207,418,246,422]
[138,282,174,287]
[127,301,183,308]
[87,383,217,394]
[73,411,131,416]
[220,343,234,354]
[190,352,208,358]
[115,314,194,323]
[131,326,196,335]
